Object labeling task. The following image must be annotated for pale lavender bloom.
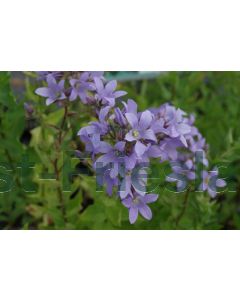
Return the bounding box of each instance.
[78,125,102,156]
[122,193,158,224]
[96,167,119,196]
[90,106,111,135]
[153,104,191,147]
[114,107,127,126]
[105,174,118,196]
[125,110,157,157]
[133,145,164,166]
[69,72,95,102]
[167,160,196,192]
[121,144,163,175]
[78,107,112,156]
[199,169,226,198]
[35,74,66,106]
[166,172,188,192]
[36,71,63,81]
[94,78,127,106]
[123,99,138,115]
[95,141,126,179]
[78,122,111,157]
[187,133,208,161]
[166,106,190,131]
[183,159,196,180]
[113,98,139,127]
[119,167,148,199]
[159,138,182,161]
[124,152,138,170]
[89,71,104,79]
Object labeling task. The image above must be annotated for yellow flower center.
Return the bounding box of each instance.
[133,130,139,138]
[133,198,140,205]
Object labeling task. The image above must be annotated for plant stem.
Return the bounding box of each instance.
[59,105,68,145]
[53,158,65,216]
[175,188,190,228]
[53,104,69,218]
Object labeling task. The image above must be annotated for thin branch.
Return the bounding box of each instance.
[175,188,191,228]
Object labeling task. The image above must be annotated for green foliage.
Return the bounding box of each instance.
[0,71,240,229]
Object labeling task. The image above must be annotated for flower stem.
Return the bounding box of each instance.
[59,105,68,145]
[53,104,69,219]
[175,188,190,228]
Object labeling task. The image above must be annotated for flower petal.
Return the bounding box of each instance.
[120,176,131,199]
[114,90,127,98]
[106,80,117,92]
[69,89,78,101]
[134,141,147,157]
[127,99,138,114]
[147,145,162,158]
[46,98,55,106]
[144,194,158,203]
[199,182,207,191]
[103,97,115,107]
[110,164,119,178]
[99,142,112,153]
[58,79,65,89]
[94,77,104,92]
[178,123,191,135]
[208,188,217,198]
[139,205,152,220]
[122,197,132,208]
[46,74,57,87]
[99,106,111,123]
[115,141,126,152]
[125,113,138,128]
[180,135,188,147]
[125,131,136,142]
[129,207,138,224]
[142,129,157,141]
[216,179,226,187]
[125,154,137,170]
[139,110,153,130]
[35,87,49,97]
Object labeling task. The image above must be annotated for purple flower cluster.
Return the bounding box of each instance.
[35,71,226,224]
[35,71,126,107]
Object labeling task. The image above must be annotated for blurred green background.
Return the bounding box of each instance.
[0,71,240,229]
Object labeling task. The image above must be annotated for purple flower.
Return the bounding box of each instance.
[128,145,163,167]
[69,72,95,102]
[122,193,158,224]
[158,138,182,161]
[123,99,138,114]
[78,125,102,156]
[35,74,66,106]
[166,161,195,192]
[114,107,127,126]
[94,78,127,106]
[119,167,148,199]
[89,71,104,79]
[96,166,119,196]
[95,141,126,179]
[144,145,162,163]
[125,110,157,157]
[199,169,226,198]
[34,71,216,224]
[36,71,63,81]
[152,104,191,147]
[90,106,111,135]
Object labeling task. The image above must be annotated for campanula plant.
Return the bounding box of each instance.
[35,71,226,224]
